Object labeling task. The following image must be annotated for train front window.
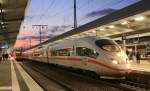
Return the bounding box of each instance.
[95,39,120,52]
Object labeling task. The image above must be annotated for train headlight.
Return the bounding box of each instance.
[126,61,130,64]
[112,60,118,64]
[126,59,130,64]
[117,53,121,57]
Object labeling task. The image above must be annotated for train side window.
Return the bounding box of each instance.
[16,52,22,56]
[34,52,40,56]
[51,51,57,56]
[76,47,99,59]
[51,48,71,56]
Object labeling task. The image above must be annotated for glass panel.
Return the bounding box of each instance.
[76,47,99,59]
[95,39,120,52]
[51,48,71,56]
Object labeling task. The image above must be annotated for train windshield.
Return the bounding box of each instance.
[95,39,120,52]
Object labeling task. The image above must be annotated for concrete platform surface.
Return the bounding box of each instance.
[0,59,43,91]
[0,60,11,91]
[130,60,150,72]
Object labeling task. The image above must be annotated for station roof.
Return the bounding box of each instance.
[30,0,150,49]
[0,0,28,48]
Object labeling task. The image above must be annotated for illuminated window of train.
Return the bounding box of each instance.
[95,39,120,52]
[34,53,40,56]
[16,52,22,56]
[33,51,41,56]
[76,47,99,59]
[51,51,57,56]
[51,48,71,56]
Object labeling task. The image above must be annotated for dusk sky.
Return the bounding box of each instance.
[14,0,140,48]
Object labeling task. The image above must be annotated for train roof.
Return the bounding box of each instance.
[24,36,112,52]
[47,36,110,49]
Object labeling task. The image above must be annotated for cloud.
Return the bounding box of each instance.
[15,34,55,48]
[50,26,62,33]
[18,24,73,42]
[48,25,72,34]
[18,34,54,40]
[61,25,72,28]
[14,39,39,48]
[85,8,117,18]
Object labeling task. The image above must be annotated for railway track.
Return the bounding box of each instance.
[20,61,150,91]
[50,66,150,91]
[98,76,150,91]
[20,62,77,91]
[118,80,150,91]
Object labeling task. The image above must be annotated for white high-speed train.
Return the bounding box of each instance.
[16,36,131,79]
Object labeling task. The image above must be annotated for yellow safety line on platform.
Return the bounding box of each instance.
[14,60,44,91]
[0,86,12,90]
[11,60,20,91]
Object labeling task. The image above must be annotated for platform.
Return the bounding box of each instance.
[130,60,150,72]
[0,59,44,91]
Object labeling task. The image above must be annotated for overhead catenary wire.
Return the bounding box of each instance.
[40,1,73,22]
[22,0,140,45]
[39,0,56,23]
[77,0,129,25]
[25,0,137,23]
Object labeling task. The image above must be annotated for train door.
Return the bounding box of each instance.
[70,45,75,56]
[45,47,49,63]
[74,41,89,69]
[47,46,51,63]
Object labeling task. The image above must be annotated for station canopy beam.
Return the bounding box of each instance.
[0,0,28,48]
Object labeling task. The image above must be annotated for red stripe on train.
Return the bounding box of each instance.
[51,57,81,61]
[53,57,130,72]
[25,56,130,72]
[88,58,130,72]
